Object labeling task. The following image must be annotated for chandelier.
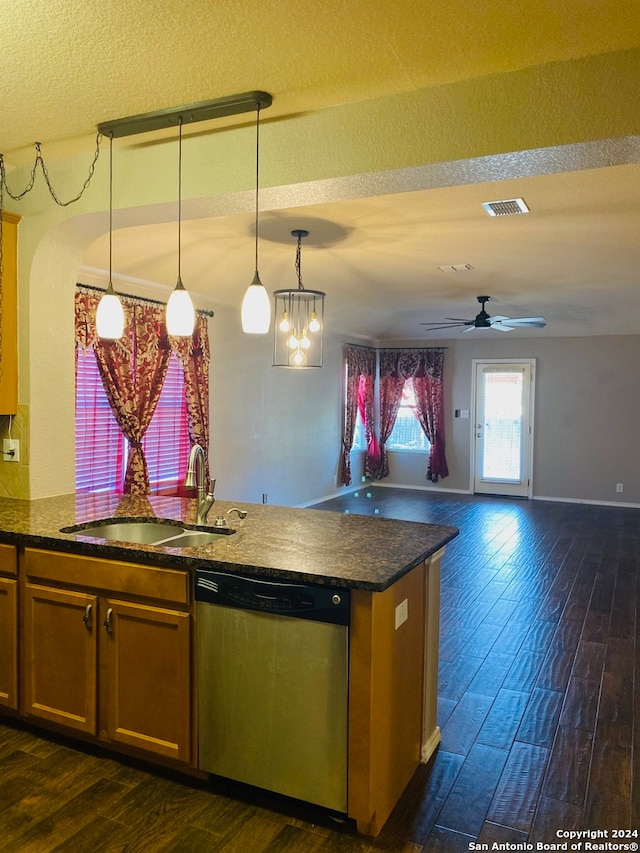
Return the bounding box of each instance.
[273,229,325,368]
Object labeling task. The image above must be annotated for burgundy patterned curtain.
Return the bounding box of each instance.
[75,288,211,494]
[412,350,449,482]
[375,349,405,479]
[358,372,380,478]
[340,344,376,486]
[375,348,449,482]
[172,316,210,482]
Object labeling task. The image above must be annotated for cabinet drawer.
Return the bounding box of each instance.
[0,543,17,576]
[23,548,190,606]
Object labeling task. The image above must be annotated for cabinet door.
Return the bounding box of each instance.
[102,599,191,763]
[22,583,98,734]
[0,576,18,709]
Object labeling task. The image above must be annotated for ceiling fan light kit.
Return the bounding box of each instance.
[420,295,547,334]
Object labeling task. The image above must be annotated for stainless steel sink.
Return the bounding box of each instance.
[60,517,234,547]
[160,531,223,547]
[72,521,182,544]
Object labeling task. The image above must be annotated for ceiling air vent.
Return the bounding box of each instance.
[482,197,530,216]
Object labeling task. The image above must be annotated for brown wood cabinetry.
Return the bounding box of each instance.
[348,554,442,836]
[0,212,21,414]
[101,598,191,761]
[23,583,97,732]
[20,548,192,765]
[0,543,18,710]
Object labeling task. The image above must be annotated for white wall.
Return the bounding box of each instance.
[210,305,345,506]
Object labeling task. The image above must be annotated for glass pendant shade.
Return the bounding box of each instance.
[241,270,271,333]
[96,282,125,339]
[166,278,195,336]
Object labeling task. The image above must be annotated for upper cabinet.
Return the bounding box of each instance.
[0,212,20,415]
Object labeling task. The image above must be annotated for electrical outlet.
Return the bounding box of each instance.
[2,439,20,462]
[616,483,624,493]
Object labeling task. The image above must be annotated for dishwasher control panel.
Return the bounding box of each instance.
[195,570,350,625]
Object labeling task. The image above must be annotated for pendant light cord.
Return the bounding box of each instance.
[295,231,305,291]
[108,133,113,285]
[177,117,183,283]
[254,105,261,272]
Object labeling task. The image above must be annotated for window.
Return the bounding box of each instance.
[351,409,366,451]
[387,379,431,452]
[75,349,189,493]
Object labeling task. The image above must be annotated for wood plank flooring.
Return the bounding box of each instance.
[1,488,637,850]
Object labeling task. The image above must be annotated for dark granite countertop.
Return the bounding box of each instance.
[0,493,458,591]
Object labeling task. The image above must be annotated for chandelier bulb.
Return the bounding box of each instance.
[279,310,291,332]
[308,311,321,333]
[289,348,307,367]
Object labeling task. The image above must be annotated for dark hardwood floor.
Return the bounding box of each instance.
[1,487,637,851]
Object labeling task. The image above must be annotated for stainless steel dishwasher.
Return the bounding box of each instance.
[195,569,350,813]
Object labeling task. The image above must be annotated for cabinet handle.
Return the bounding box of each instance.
[103,607,114,635]
[82,603,92,631]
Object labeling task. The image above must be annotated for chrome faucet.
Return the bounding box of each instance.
[184,444,216,525]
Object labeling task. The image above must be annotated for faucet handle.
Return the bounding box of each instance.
[208,478,217,497]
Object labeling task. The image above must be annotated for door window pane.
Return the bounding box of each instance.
[482,371,523,480]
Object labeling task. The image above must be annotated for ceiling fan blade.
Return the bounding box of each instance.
[419,322,467,330]
[487,315,510,324]
[501,317,547,327]
[491,322,514,332]
[445,317,474,322]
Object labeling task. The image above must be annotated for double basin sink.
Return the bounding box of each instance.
[60,517,235,548]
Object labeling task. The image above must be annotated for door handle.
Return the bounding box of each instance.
[103,607,114,635]
[82,603,92,631]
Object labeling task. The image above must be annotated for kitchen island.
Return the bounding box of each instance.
[0,492,458,836]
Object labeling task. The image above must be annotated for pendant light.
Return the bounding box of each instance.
[166,118,196,337]
[96,133,125,339]
[241,104,271,334]
[273,229,325,368]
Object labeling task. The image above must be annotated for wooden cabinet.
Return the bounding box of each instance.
[23,583,97,733]
[0,543,18,710]
[0,212,20,414]
[348,557,439,837]
[101,598,191,761]
[20,548,192,765]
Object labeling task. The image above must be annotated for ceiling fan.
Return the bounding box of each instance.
[420,295,547,333]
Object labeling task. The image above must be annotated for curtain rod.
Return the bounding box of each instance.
[347,342,448,351]
[77,283,215,317]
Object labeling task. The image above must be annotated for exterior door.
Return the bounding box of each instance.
[473,360,535,498]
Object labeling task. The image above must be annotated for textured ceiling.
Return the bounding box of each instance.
[3,0,639,159]
[3,1,640,340]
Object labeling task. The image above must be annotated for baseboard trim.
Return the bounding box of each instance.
[533,494,640,509]
[421,727,441,764]
[300,484,640,510]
